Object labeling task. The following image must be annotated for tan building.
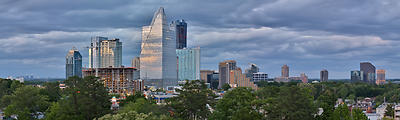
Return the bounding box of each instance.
[83,67,143,96]
[229,68,258,90]
[200,70,215,83]
[282,64,289,77]
[218,60,237,89]
[376,69,385,85]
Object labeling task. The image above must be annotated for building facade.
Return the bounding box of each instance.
[376,69,385,85]
[140,7,178,89]
[89,36,122,68]
[252,72,268,82]
[245,63,259,81]
[66,48,82,78]
[218,60,237,89]
[174,19,187,49]
[360,62,376,84]
[282,64,289,77]
[229,68,258,90]
[320,69,328,82]
[176,47,200,81]
[82,67,143,95]
[131,57,140,68]
[300,73,308,83]
[351,70,363,82]
[200,70,215,83]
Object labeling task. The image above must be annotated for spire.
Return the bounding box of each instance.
[150,7,166,25]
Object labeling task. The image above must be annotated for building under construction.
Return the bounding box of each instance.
[83,67,143,95]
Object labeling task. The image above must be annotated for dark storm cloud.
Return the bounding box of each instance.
[1,0,400,78]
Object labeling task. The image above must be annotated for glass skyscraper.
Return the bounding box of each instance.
[140,7,177,88]
[66,48,82,78]
[360,62,376,83]
[174,19,187,49]
[89,36,122,68]
[176,47,200,81]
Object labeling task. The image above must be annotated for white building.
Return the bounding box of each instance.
[176,47,200,81]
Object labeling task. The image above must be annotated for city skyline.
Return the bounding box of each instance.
[1,1,400,79]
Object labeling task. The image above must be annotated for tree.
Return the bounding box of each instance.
[211,87,261,120]
[221,83,231,91]
[2,85,50,119]
[119,98,168,116]
[41,81,62,102]
[168,80,216,120]
[330,104,351,120]
[352,108,368,120]
[45,76,111,120]
[98,111,172,120]
[385,104,394,118]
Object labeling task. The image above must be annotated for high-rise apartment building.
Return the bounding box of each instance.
[351,70,363,82]
[320,69,328,82]
[376,69,385,85]
[282,64,289,77]
[245,63,259,81]
[360,62,376,84]
[218,60,237,89]
[174,19,187,49]
[140,7,177,89]
[66,48,82,78]
[176,47,200,81]
[229,68,258,90]
[82,67,143,95]
[89,36,122,68]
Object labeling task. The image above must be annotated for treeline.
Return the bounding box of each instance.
[1,77,399,120]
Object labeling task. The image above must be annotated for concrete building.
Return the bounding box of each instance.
[82,67,143,95]
[360,62,376,84]
[140,7,178,89]
[320,69,328,82]
[282,64,289,77]
[131,57,140,68]
[173,19,187,49]
[376,69,386,85]
[351,70,363,82]
[229,68,258,90]
[252,72,268,82]
[245,63,259,81]
[200,70,215,83]
[218,60,237,89]
[176,47,200,81]
[300,73,308,83]
[89,36,122,68]
[66,47,82,78]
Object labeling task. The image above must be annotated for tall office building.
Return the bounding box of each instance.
[89,36,122,68]
[360,62,376,83]
[245,63,259,81]
[282,64,289,77]
[131,57,140,68]
[320,69,328,82]
[200,70,215,83]
[176,47,200,81]
[140,7,177,88]
[218,60,237,89]
[351,70,363,82]
[66,48,82,78]
[376,69,385,85]
[174,19,187,49]
[300,73,308,83]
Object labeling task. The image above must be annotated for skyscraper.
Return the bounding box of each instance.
[174,19,187,49]
[89,36,122,68]
[131,57,140,68]
[282,64,289,77]
[320,69,328,82]
[140,7,177,88]
[66,48,82,78]
[245,63,259,81]
[351,70,363,82]
[176,47,200,81]
[376,69,385,85]
[360,62,376,84]
[218,60,236,89]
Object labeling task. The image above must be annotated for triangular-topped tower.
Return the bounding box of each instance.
[140,7,177,89]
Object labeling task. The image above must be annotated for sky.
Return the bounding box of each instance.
[1,0,400,79]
